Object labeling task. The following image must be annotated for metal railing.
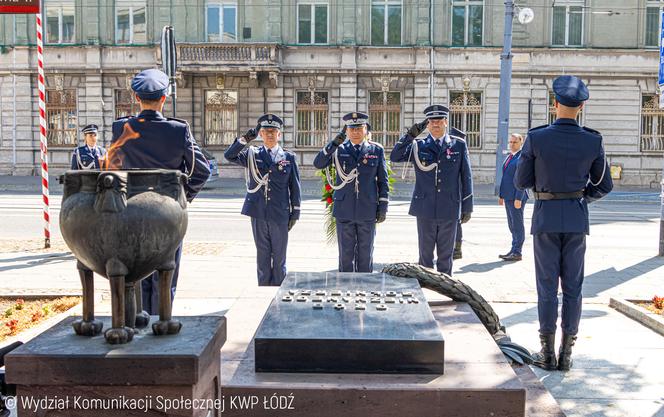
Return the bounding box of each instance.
[177,43,278,65]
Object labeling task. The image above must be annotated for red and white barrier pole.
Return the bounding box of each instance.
[36,10,50,249]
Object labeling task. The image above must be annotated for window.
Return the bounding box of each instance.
[552,1,584,46]
[369,91,401,148]
[640,94,664,152]
[451,0,483,46]
[204,90,238,146]
[449,92,482,149]
[296,91,329,148]
[116,0,147,44]
[115,90,140,119]
[206,3,237,42]
[46,89,77,147]
[548,91,583,125]
[371,0,401,46]
[646,1,664,47]
[46,1,75,44]
[297,3,328,44]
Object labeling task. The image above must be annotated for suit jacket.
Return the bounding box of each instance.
[390,132,473,220]
[499,150,527,202]
[224,139,301,224]
[514,118,613,234]
[313,139,389,222]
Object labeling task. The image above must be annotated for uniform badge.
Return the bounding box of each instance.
[363,159,368,164]
[278,165,283,171]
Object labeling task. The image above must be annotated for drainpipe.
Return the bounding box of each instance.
[11,16,17,174]
[429,0,433,104]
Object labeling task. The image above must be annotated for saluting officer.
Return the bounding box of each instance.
[71,124,106,170]
[110,68,211,316]
[515,75,613,371]
[498,133,528,262]
[313,112,389,273]
[224,114,301,286]
[390,105,473,276]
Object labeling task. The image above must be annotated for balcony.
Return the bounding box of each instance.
[176,43,279,71]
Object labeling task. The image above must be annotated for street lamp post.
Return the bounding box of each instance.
[494,1,515,195]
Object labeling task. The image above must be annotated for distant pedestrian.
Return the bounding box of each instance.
[498,133,528,262]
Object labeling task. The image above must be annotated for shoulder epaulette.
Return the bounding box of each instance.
[529,124,549,132]
[114,115,133,121]
[166,117,188,125]
[582,126,601,136]
[368,140,384,149]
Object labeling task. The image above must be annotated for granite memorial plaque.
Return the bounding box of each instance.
[254,272,444,374]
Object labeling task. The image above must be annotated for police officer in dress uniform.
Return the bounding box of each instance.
[313,112,389,273]
[515,75,613,371]
[498,133,528,262]
[70,124,107,170]
[390,105,473,276]
[110,68,211,316]
[224,114,302,286]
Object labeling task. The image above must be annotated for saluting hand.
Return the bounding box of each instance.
[514,200,522,209]
[407,119,429,138]
[243,123,262,143]
[332,125,347,146]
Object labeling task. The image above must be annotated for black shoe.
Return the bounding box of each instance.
[532,333,557,371]
[498,252,512,259]
[557,334,577,371]
[503,253,522,261]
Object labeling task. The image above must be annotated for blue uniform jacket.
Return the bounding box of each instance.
[514,118,613,234]
[70,145,107,170]
[499,150,528,202]
[313,140,389,222]
[111,110,211,202]
[390,133,473,220]
[224,139,301,224]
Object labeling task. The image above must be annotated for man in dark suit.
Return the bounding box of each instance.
[498,133,528,261]
[110,68,210,316]
[224,114,301,286]
[515,75,613,371]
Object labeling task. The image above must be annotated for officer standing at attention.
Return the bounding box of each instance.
[109,68,211,316]
[498,133,528,262]
[313,112,389,272]
[515,75,613,371]
[390,105,473,276]
[224,114,301,286]
[71,124,107,170]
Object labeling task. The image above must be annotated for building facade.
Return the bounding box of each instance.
[0,0,662,185]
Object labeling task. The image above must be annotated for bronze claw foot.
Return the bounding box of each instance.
[135,311,151,329]
[104,326,134,344]
[152,319,182,336]
[72,319,103,336]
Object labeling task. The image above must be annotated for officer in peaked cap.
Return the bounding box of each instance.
[390,104,473,276]
[515,75,613,371]
[109,68,211,324]
[70,124,107,170]
[224,114,301,286]
[313,112,389,272]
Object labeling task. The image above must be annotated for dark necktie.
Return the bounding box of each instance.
[354,144,361,158]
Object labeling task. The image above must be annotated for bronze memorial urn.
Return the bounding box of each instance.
[59,170,188,344]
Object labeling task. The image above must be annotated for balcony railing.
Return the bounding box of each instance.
[177,43,278,67]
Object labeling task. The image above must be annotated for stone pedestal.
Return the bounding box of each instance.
[5,316,226,417]
[221,272,527,417]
